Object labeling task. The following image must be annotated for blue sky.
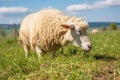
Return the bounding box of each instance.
[0,0,120,24]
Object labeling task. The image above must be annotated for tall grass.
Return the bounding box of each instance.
[0,31,120,80]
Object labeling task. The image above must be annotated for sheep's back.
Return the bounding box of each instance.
[32,9,68,51]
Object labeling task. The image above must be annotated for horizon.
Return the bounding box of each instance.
[1,22,120,29]
[1,22,120,25]
[0,0,120,24]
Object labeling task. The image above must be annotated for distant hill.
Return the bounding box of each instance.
[0,22,120,29]
[88,22,120,28]
[0,24,20,29]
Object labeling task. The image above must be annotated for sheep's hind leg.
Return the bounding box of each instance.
[35,45,44,59]
[23,45,30,58]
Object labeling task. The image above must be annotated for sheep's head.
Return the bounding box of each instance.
[61,21,92,52]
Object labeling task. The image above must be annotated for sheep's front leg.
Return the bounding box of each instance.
[35,45,44,59]
[23,45,30,58]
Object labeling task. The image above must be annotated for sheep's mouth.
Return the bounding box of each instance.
[82,47,91,52]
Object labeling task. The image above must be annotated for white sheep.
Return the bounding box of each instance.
[91,29,99,34]
[19,9,92,58]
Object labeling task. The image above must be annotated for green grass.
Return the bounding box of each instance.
[0,30,120,80]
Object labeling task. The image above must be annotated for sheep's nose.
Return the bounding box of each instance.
[83,45,92,52]
[88,45,92,49]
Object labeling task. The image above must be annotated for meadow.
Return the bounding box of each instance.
[0,30,120,80]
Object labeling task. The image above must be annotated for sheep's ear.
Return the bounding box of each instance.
[61,23,75,29]
[61,24,69,28]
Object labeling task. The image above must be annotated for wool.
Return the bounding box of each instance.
[19,9,89,53]
[91,29,99,34]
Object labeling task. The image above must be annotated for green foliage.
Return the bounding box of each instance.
[109,22,117,30]
[0,29,6,37]
[0,31,120,79]
[101,26,107,31]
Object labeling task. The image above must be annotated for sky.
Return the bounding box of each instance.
[0,0,120,24]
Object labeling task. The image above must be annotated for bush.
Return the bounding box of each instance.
[0,29,6,37]
[109,23,117,30]
[101,26,107,31]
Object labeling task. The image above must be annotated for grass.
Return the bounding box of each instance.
[0,30,120,80]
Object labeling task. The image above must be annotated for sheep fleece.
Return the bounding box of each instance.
[19,9,87,52]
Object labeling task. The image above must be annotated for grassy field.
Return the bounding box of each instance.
[0,30,120,80]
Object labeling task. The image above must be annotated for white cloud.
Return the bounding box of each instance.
[0,7,29,14]
[66,0,120,11]
[0,6,30,19]
[0,7,30,24]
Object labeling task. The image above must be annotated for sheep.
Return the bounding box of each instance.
[91,29,99,34]
[19,9,92,58]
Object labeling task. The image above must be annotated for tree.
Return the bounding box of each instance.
[0,29,6,37]
[109,22,117,30]
[101,26,107,31]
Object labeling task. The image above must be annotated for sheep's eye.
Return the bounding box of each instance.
[77,30,82,35]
